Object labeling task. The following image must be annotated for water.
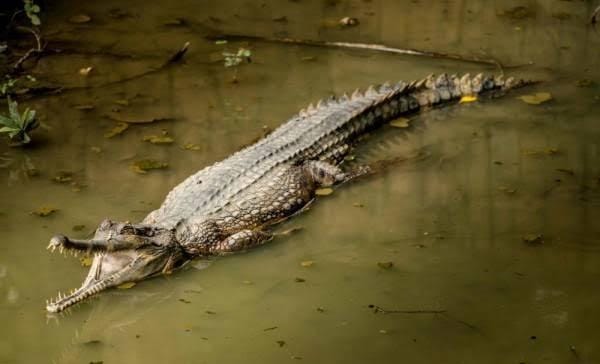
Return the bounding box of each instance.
[1,0,599,363]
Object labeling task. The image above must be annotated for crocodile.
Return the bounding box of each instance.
[45,73,533,313]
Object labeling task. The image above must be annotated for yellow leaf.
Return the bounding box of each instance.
[389,118,411,128]
[142,135,174,144]
[519,92,552,105]
[80,256,93,267]
[130,159,168,174]
[315,188,333,196]
[183,143,202,151]
[117,282,136,289]
[104,122,129,138]
[300,260,314,267]
[459,95,478,104]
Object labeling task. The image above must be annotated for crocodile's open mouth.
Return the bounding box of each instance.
[46,234,185,313]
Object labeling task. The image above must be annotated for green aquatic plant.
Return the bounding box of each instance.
[216,41,252,83]
[0,97,39,145]
[23,0,41,26]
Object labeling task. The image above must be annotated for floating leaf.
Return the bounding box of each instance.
[352,202,364,208]
[31,207,58,217]
[339,16,359,27]
[389,118,411,128]
[79,66,93,76]
[69,14,91,23]
[316,307,325,312]
[117,282,136,289]
[300,260,314,267]
[518,92,552,105]
[114,99,129,106]
[179,298,191,304]
[294,277,306,283]
[214,40,228,45]
[80,256,93,267]
[315,188,333,196]
[276,340,286,347]
[522,234,543,245]
[104,122,129,138]
[143,135,174,145]
[377,261,393,270]
[130,159,168,174]
[90,146,102,153]
[459,95,478,104]
[182,143,201,151]
[576,79,594,88]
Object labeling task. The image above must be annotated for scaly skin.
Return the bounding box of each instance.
[46,73,534,312]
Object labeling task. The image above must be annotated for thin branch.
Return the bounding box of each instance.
[207,33,508,69]
[12,26,43,72]
[368,304,446,314]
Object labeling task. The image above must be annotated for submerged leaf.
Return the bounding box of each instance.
[315,188,333,196]
[182,143,202,151]
[377,261,394,270]
[143,135,174,144]
[459,95,478,104]
[117,282,136,289]
[519,92,552,105]
[31,206,58,217]
[104,122,129,138]
[389,118,411,128]
[130,159,168,174]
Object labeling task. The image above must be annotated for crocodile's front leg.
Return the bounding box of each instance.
[210,229,273,255]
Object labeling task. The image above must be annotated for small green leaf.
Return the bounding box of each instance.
[31,4,41,12]
[30,14,41,26]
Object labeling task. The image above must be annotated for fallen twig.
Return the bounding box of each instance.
[15,41,191,99]
[12,26,43,72]
[368,304,446,314]
[207,33,507,69]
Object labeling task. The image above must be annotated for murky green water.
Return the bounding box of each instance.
[1,0,600,363]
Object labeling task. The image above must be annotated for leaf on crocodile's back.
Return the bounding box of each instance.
[459,95,478,104]
[130,159,168,174]
[117,282,136,289]
[30,206,58,217]
[104,122,129,138]
[142,135,174,144]
[518,92,552,105]
[389,118,411,128]
[315,188,333,196]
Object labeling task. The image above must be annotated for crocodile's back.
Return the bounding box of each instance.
[144,74,529,229]
[144,83,407,228]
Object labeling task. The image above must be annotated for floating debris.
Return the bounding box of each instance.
[294,277,306,283]
[576,79,594,88]
[104,122,129,138]
[69,14,91,23]
[90,146,102,153]
[315,188,333,196]
[377,261,393,270]
[117,282,136,289]
[390,118,411,128]
[263,326,278,331]
[179,298,191,304]
[352,202,364,208]
[316,307,325,313]
[556,168,575,176]
[276,340,286,347]
[106,114,174,124]
[114,99,130,106]
[300,260,314,267]
[272,16,288,22]
[518,92,552,105]
[130,159,168,174]
[52,171,73,184]
[73,104,95,111]
[142,134,174,145]
[301,56,317,62]
[524,148,560,157]
[31,206,58,217]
